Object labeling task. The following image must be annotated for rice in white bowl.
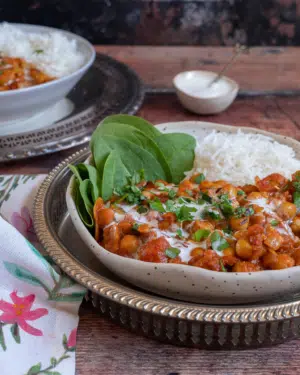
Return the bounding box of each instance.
[187,130,300,185]
[0,23,86,78]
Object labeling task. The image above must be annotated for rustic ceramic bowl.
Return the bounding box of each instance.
[0,23,95,127]
[173,71,238,115]
[66,121,300,304]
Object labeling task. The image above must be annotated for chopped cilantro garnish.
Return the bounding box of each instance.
[34,49,44,54]
[177,205,197,221]
[218,194,234,217]
[168,189,176,199]
[194,173,205,184]
[193,229,210,242]
[270,219,279,226]
[178,197,193,204]
[176,229,184,239]
[219,259,227,272]
[165,247,181,259]
[237,190,245,196]
[293,181,300,192]
[137,205,149,215]
[210,231,229,252]
[149,198,165,213]
[201,193,212,203]
[165,199,176,212]
[295,171,300,181]
[203,208,221,220]
[234,206,254,218]
[197,198,206,205]
[293,191,300,208]
[114,170,145,205]
[132,223,139,231]
[223,227,233,236]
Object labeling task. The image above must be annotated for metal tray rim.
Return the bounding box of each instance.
[33,147,300,324]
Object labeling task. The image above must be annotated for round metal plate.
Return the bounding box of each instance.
[34,144,300,349]
[0,53,144,162]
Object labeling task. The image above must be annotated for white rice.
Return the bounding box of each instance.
[187,130,300,185]
[0,23,86,78]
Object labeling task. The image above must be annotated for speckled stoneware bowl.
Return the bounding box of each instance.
[66,121,300,304]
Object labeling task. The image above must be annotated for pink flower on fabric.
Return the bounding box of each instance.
[0,291,48,336]
[11,207,37,243]
[67,328,77,349]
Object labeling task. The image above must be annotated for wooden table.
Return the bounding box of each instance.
[1,46,300,374]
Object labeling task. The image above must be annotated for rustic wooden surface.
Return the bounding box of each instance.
[1,46,300,374]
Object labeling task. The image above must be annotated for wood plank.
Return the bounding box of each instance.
[96,46,300,91]
[77,301,299,375]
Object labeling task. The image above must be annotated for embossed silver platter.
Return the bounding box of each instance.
[34,147,300,349]
[0,53,144,162]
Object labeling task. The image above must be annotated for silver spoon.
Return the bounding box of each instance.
[208,44,249,87]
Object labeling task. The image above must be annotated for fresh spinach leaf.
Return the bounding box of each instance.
[155,133,196,184]
[101,151,130,201]
[91,122,172,181]
[75,164,102,202]
[73,179,94,229]
[100,114,161,139]
[92,135,167,182]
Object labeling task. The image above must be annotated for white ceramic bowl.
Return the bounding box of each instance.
[0,23,95,126]
[66,121,300,304]
[173,71,239,115]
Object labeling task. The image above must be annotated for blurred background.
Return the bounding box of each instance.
[0,0,298,46]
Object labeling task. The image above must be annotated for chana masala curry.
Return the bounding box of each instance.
[93,171,300,273]
[0,56,54,91]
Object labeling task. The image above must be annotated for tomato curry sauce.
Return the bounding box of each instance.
[0,56,54,91]
[93,171,300,272]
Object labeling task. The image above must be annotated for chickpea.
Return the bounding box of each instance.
[232,261,260,272]
[272,254,295,270]
[233,230,248,240]
[250,213,266,226]
[264,229,283,250]
[251,204,264,214]
[137,223,150,234]
[95,208,114,228]
[190,247,205,257]
[103,224,120,253]
[291,216,300,235]
[242,185,259,194]
[247,192,268,200]
[142,191,154,200]
[229,216,249,231]
[158,220,171,230]
[191,220,214,233]
[118,221,133,235]
[219,184,238,199]
[236,239,253,260]
[177,179,195,196]
[119,235,140,254]
[262,252,278,269]
[293,248,300,265]
[223,247,235,257]
[277,202,297,221]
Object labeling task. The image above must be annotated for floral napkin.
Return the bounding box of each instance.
[0,175,86,375]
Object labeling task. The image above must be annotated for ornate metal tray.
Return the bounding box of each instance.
[34,149,300,349]
[0,53,144,162]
